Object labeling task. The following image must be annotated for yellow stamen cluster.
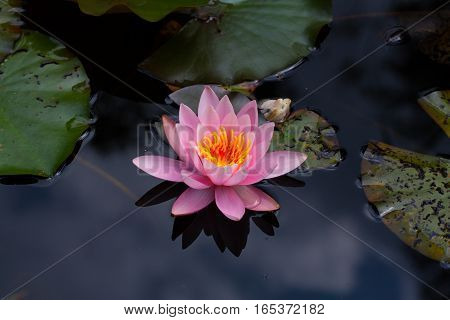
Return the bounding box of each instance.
[198,127,251,167]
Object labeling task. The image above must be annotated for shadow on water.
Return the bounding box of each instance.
[135,180,295,256]
[172,205,280,257]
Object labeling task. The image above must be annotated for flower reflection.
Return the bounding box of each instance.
[172,204,279,257]
[136,180,297,256]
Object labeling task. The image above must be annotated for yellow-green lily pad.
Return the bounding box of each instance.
[361,141,449,263]
[270,109,342,173]
[418,90,450,138]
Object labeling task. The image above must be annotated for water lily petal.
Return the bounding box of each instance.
[132,156,183,182]
[216,95,235,120]
[215,186,246,221]
[238,152,277,185]
[237,100,258,128]
[162,115,184,160]
[179,103,200,131]
[247,186,279,211]
[199,86,219,114]
[238,114,251,132]
[233,185,261,209]
[203,159,234,185]
[198,103,220,129]
[223,168,248,186]
[175,124,196,168]
[172,187,215,216]
[264,151,307,179]
[196,124,212,144]
[238,166,275,185]
[176,123,195,147]
[221,111,239,131]
[187,146,206,175]
[181,170,212,189]
[250,122,275,165]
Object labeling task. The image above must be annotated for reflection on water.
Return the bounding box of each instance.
[0,0,448,299]
[136,181,284,256]
[172,205,279,257]
[136,182,187,207]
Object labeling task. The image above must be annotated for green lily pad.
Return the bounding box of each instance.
[0,0,22,62]
[76,0,208,22]
[270,109,342,174]
[168,84,251,111]
[0,31,91,178]
[361,141,449,263]
[418,90,450,138]
[140,0,332,86]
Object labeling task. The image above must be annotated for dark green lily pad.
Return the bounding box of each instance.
[0,0,22,62]
[168,84,251,111]
[0,31,91,177]
[76,0,208,22]
[167,84,270,127]
[140,0,332,86]
[418,90,450,138]
[361,141,449,263]
[270,109,342,174]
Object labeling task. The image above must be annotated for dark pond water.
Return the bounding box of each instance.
[0,0,449,299]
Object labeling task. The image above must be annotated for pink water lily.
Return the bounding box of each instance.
[133,86,307,221]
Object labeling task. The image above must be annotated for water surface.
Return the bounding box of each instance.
[0,0,449,299]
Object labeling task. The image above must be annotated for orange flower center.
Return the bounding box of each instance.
[198,127,251,167]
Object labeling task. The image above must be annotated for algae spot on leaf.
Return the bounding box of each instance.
[140,0,332,86]
[0,31,91,178]
[270,109,342,175]
[418,89,450,138]
[361,141,449,263]
[0,0,22,62]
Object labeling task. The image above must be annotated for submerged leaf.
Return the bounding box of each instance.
[140,0,332,86]
[400,11,450,65]
[361,141,449,263]
[0,31,91,177]
[418,90,450,138]
[270,109,342,173]
[416,14,450,65]
[76,0,208,22]
[0,0,22,62]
